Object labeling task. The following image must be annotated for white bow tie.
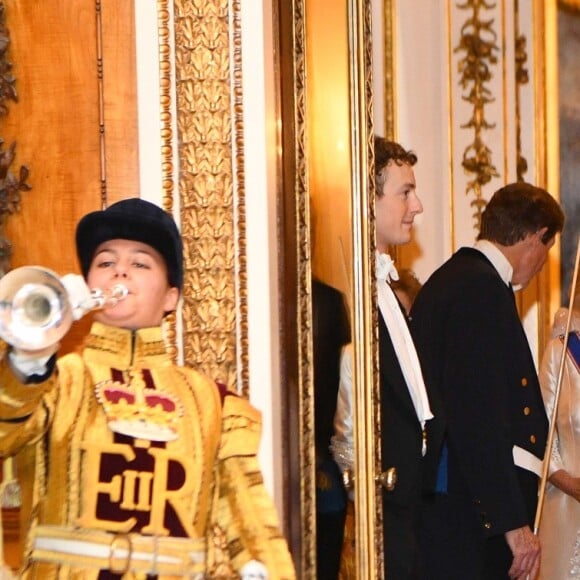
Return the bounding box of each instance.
[376,253,399,283]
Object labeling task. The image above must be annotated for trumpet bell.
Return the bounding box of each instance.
[0,267,73,351]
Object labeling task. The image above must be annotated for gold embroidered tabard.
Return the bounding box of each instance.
[0,323,296,579]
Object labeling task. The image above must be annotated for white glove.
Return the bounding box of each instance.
[0,565,16,580]
[240,560,268,579]
[60,274,94,321]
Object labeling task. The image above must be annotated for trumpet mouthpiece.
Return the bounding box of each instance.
[89,284,129,309]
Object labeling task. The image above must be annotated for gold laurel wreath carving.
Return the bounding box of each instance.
[455,0,500,228]
[172,0,248,395]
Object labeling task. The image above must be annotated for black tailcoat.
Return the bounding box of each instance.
[410,247,548,579]
[378,285,442,579]
[312,279,350,580]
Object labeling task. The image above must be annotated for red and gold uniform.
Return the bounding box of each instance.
[0,322,294,579]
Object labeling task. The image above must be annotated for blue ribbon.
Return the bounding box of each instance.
[566,331,580,371]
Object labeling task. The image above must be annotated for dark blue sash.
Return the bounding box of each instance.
[567,331,580,372]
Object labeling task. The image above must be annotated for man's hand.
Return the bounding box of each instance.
[505,525,540,579]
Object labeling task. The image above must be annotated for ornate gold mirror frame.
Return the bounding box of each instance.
[347,1,383,577]
[279,0,383,577]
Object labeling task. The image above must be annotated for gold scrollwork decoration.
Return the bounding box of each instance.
[290,0,316,573]
[455,0,500,227]
[156,0,178,361]
[173,0,248,395]
[382,0,396,141]
[362,0,385,569]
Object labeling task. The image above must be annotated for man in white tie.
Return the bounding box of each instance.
[411,183,565,579]
[331,137,440,579]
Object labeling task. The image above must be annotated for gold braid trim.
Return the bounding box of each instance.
[218,396,261,461]
[211,455,295,579]
[206,395,295,579]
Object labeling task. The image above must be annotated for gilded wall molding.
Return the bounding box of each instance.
[382,0,396,140]
[230,0,249,394]
[362,0,384,570]
[293,0,316,572]
[173,0,248,395]
[455,0,500,227]
[157,0,178,361]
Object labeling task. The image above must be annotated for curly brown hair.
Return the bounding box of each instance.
[375,137,417,196]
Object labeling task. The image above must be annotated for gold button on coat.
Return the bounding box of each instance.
[521,377,528,386]
[530,435,536,444]
[523,407,531,416]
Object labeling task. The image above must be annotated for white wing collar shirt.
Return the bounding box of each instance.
[376,252,433,455]
[473,239,514,288]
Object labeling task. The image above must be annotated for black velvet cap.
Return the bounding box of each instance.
[75,198,183,290]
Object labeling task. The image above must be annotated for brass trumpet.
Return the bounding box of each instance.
[0,266,128,350]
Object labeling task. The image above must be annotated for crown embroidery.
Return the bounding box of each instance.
[96,377,183,442]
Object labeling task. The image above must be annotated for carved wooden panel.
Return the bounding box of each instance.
[0,1,139,569]
[2,0,138,352]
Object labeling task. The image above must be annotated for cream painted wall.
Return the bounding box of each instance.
[392,0,453,284]
[239,0,284,514]
[134,0,165,206]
